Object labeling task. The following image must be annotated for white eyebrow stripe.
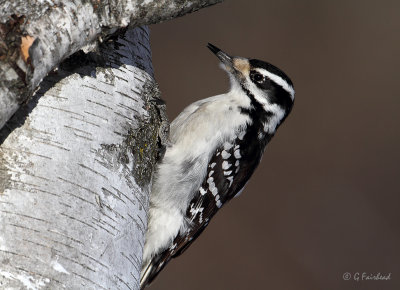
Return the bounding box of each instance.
[255,68,295,99]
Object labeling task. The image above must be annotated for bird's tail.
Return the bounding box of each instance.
[140,253,172,290]
[140,259,153,290]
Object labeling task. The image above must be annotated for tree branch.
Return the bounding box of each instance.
[0,0,223,128]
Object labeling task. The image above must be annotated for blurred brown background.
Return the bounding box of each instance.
[148,1,400,289]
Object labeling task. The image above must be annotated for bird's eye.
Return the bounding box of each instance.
[251,72,264,83]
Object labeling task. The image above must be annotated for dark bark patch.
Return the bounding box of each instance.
[0,150,12,195]
[97,79,168,189]
[129,79,169,187]
[0,15,34,104]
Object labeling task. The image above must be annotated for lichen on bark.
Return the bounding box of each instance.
[0,150,11,194]
[98,79,168,190]
[129,80,168,187]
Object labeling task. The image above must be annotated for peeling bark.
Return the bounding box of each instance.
[0,26,167,289]
[0,0,223,129]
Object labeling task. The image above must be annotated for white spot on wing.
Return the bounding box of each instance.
[199,187,206,195]
[215,194,221,207]
[222,161,231,170]
[209,182,216,192]
[223,142,233,150]
[234,149,241,159]
[210,162,216,168]
[208,177,217,195]
[189,203,204,222]
[223,170,232,176]
[208,170,214,177]
[235,160,240,167]
[221,150,231,159]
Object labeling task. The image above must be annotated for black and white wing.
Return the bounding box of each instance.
[140,128,270,288]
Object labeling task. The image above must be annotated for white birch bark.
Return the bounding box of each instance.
[0,0,223,128]
[0,26,167,289]
[0,1,224,288]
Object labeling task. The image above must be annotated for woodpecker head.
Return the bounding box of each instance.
[207,43,295,119]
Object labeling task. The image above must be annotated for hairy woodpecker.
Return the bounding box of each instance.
[140,43,295,288]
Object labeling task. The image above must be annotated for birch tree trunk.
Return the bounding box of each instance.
[0,1,223,288]
[0,25,168,289]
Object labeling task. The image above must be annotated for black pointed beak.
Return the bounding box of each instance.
[207,43,233,68]
[207,43,222,55]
